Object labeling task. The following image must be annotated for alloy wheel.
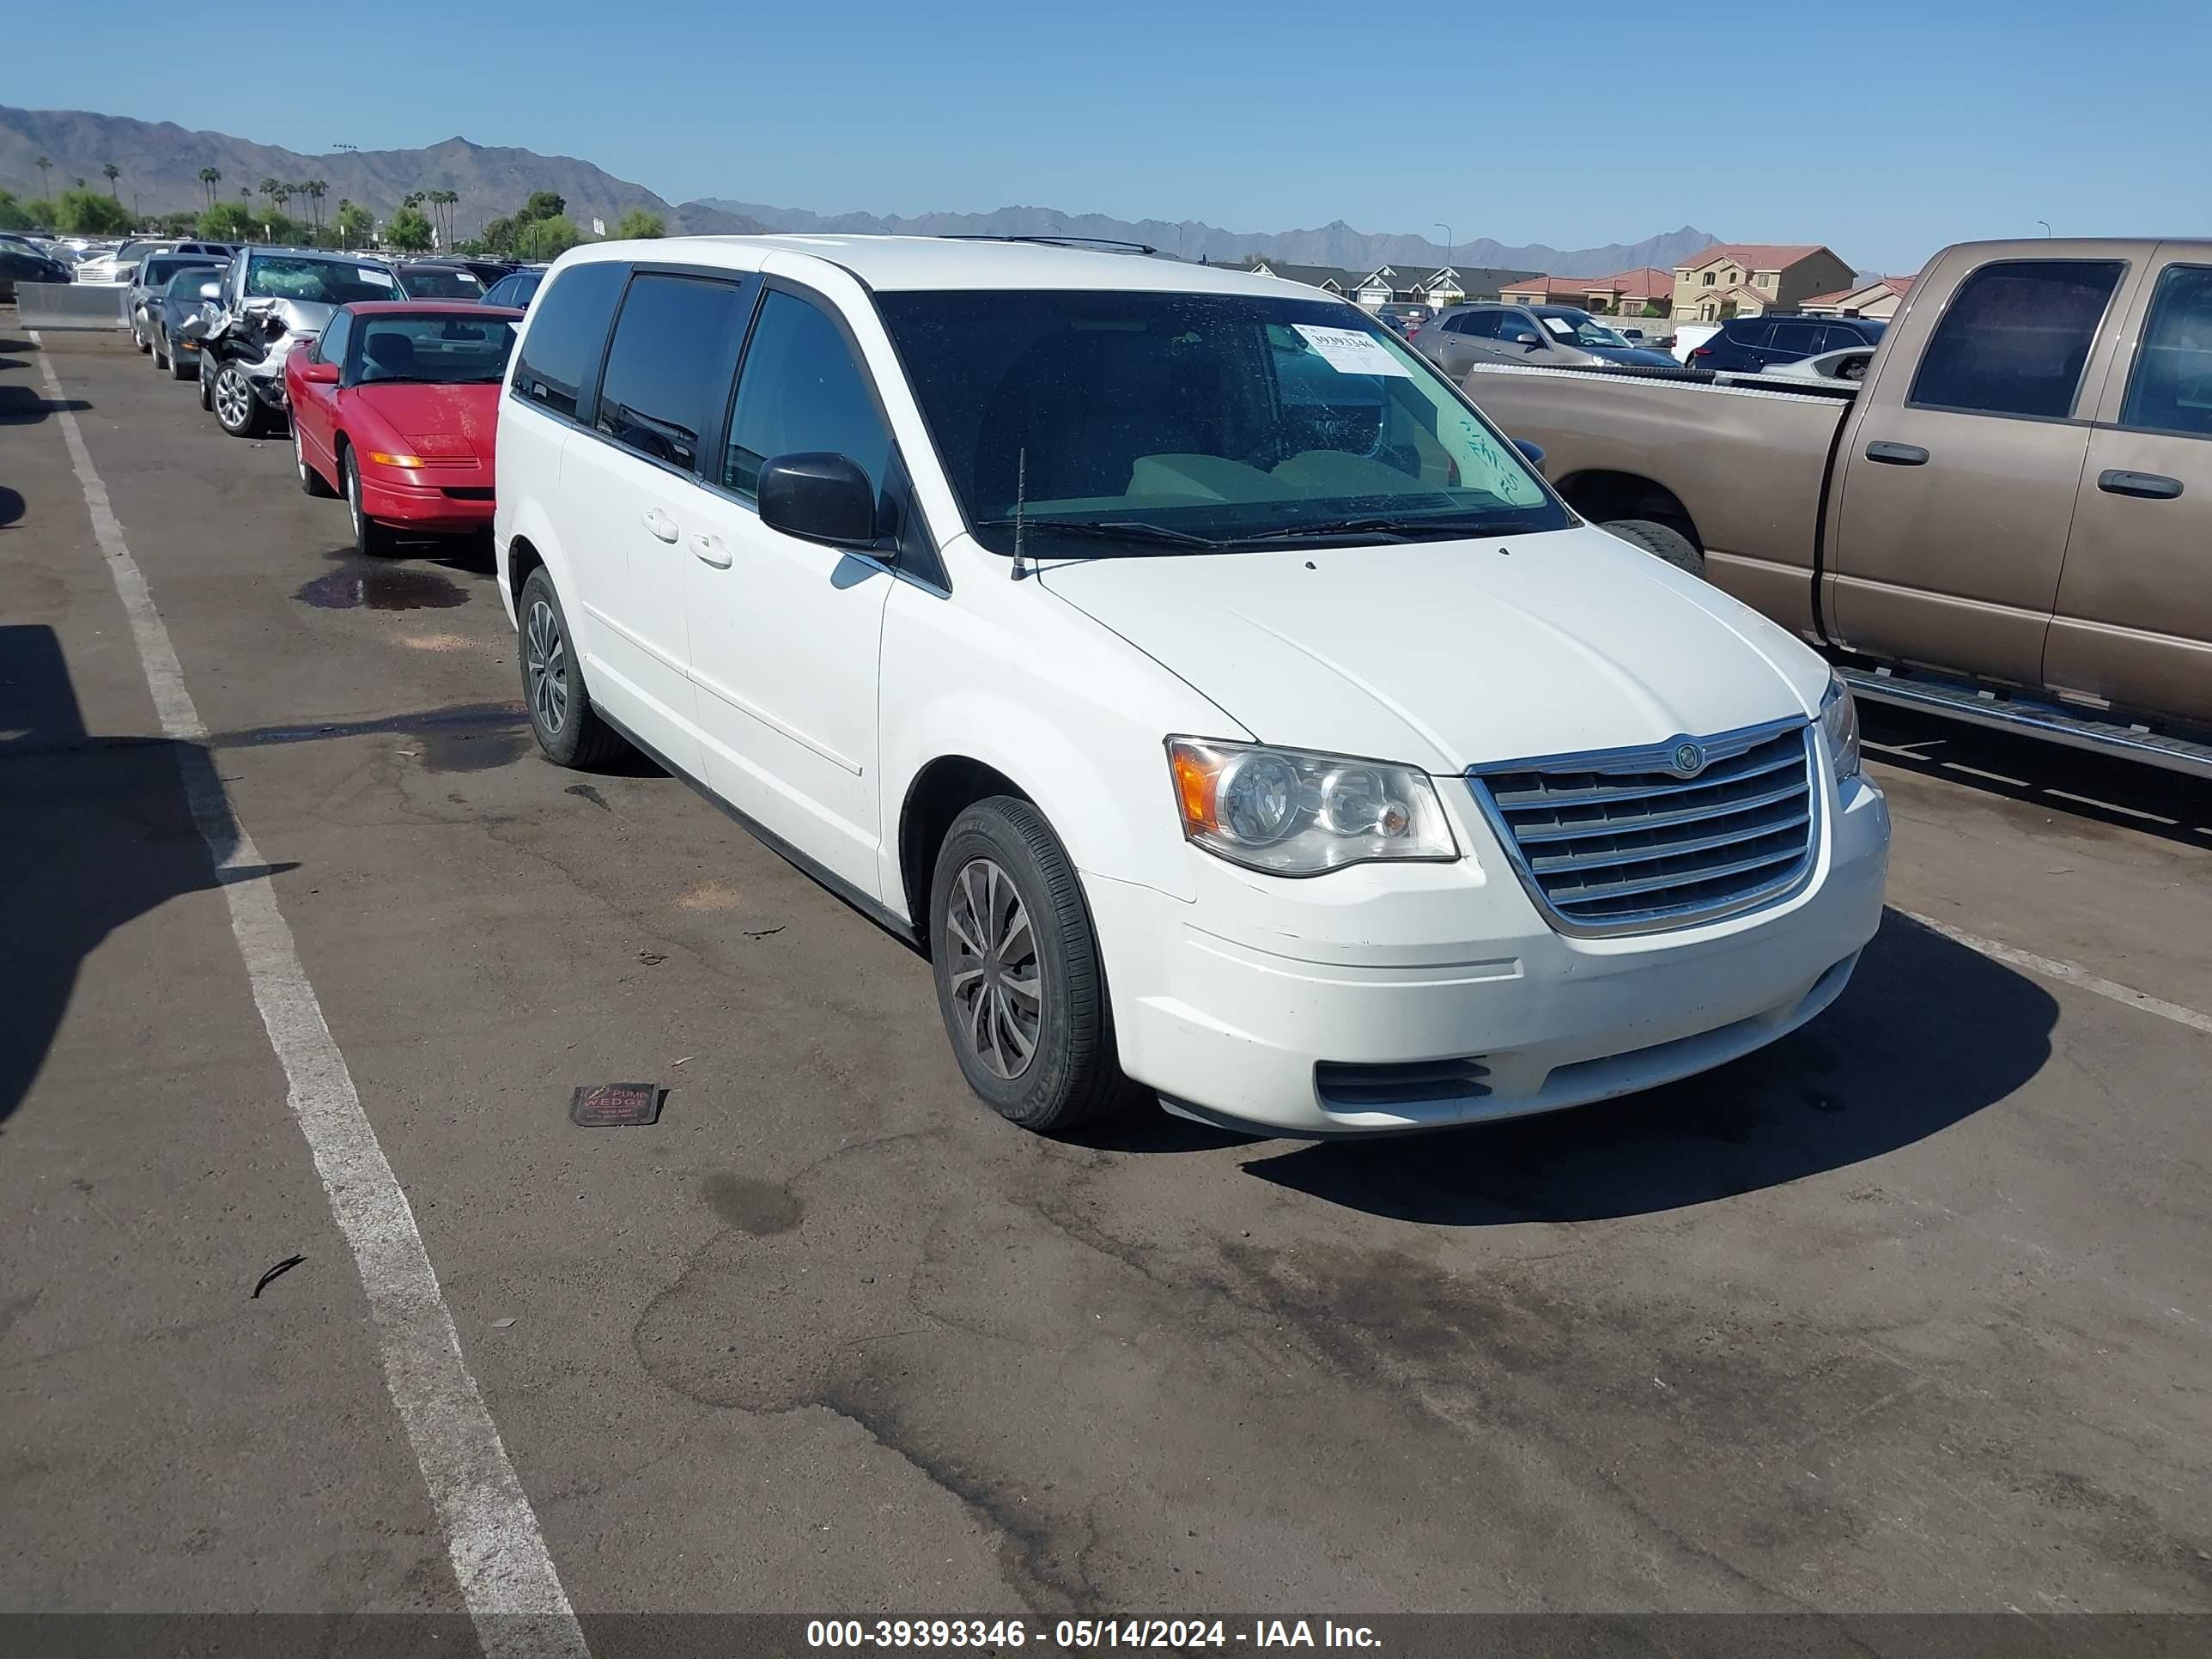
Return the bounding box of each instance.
[214,368,251,430]
[944,857,1041,1080]
[525,599,568,737]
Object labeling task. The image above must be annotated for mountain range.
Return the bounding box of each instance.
[2,105,1717,276]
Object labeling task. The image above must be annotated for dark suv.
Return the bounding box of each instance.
[1687,313,1886,372]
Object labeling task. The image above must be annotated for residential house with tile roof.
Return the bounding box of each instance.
[1670,243,1856,322]
[1498,267,1677,315]
[1800,275,1915,319]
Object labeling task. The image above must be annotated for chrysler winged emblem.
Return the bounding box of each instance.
[1670,741,1705,777]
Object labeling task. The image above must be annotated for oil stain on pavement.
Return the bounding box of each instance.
[295,561,469,612]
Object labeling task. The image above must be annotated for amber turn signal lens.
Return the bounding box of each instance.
[366,452,423,469]
[1169,743,1219,835]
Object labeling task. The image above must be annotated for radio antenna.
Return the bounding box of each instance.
[1011,447,1030,581]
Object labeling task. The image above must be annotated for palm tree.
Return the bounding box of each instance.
[305,179,327,231]
[198,166,222,207]
[101,162,120,198]
[429,189,459,248]
[336,197,355,249]
[35,155,52,198]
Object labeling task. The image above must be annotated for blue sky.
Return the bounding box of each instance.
[9,0,2207,271]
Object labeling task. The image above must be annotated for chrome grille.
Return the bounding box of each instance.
[1468,720,1819,936]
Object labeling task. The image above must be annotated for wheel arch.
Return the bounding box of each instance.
[1556,468,1704,550]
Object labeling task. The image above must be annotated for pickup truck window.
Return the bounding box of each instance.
[2118,264,2212,439]
[1908,258,2124,421]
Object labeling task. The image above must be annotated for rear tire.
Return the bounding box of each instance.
[134,312,151,354]
[517,568,626,769]
[1601,518,1705,579]
[343,448,398,556]
[929,798,1134,1134]
[297,428,337,497]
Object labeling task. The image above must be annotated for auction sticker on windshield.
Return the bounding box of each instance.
[1292,325,1410,377]
[361,268,395,287]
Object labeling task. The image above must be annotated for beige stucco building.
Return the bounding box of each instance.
[1670,244,1857,322]
[1801,275,1914,319]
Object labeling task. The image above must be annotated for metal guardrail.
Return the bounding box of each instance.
[15,282,131,331]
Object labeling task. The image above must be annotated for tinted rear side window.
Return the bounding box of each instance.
[594,274,749,473]
[1726,319,1774,347]
[1769,320,1823,355]
[511,260,626,420]
[2118,264,2212,438]
[1908,259,2124,420]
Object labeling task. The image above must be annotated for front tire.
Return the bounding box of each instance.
[198,357,215,411]
[343,448,398,556]
[168,343,198,382]
[212,362,264,437]
[517,568,625,769]
[929,798,1133,1133]
[1601,518,1705,579]
[134,312,152,354]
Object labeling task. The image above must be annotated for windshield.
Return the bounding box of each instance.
[245,256,398,305]
[397,266,484,301]
[877,289,1568,553]
[1533,307,1630,349]
[352,315,518,385]
[167,269,220,299]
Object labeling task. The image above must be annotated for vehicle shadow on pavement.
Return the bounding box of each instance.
[1237,909,2058,1224]
[0,383,92,426]
[1863,706,2212,850]
[0,624,297,1129]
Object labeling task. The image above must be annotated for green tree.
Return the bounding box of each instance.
[52,187,133,234]
[517,191,566,225]
[158,211,199,237]
[303,179,327,230]
[386,204,434,252]
[198,200,258,241]
[0,190,28,231]
[515,214,581,260]
[613,208,665,240]
[1640,301,1667,319]
[22,198,57,228]
[480,215,518,255]
[198,166,222,206]
[101,162,121,198]
[334,198,374,251]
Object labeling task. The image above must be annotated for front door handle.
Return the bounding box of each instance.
[2097,469,2184,500]
[641,507,679,543]
[1865,441,1929,466]
[690,532,732,568]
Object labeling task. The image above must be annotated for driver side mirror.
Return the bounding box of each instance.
[758,453,878,546]
[1512,438,1547,474]
[198,281,221,301]
[1512,331,1543,349]
[298,359,340,385]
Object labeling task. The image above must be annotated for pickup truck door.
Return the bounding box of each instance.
[1826,254,2133,686]
[2044,249,2212,725]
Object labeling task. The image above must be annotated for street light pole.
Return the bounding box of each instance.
[2038,219,2052,238]
[1435,222,1453,261]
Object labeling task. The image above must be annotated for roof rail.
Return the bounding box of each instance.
[940,234,1175,259]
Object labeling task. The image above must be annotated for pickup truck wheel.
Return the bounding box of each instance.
[929,798,1134,1134]
[1601,518,1705,579]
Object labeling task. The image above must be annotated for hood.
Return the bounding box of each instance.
[350,381,501,463]
[1038,527,1827,773]
[1583,345,1679,368]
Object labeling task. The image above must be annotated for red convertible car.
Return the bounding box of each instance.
[287,301,524,555]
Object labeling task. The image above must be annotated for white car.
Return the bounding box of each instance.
[1756,345,1875,385]
[495,237,1890,1137]
[1671,322,1722,363]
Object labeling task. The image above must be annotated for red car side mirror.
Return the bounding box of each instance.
[298,359,340,385]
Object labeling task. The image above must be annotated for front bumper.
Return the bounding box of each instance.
[358,470,495,534]
[1087,765,1890,1136]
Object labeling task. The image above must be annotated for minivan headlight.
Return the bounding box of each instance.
[1167,739,1457,875]
[1820,673,1862,780]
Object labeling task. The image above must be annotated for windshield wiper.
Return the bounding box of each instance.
[1212,517,1445,545]
[974,517,1230,551]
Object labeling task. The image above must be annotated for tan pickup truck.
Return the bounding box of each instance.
[1465,237,2212,776]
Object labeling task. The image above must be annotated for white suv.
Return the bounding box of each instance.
[495,236,1890,1137]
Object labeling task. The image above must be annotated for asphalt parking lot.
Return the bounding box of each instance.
[3,326,2209,1629]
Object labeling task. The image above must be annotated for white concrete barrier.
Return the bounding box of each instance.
[15,282,131,331]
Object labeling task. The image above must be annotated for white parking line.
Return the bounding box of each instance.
[1902,909,2212,1038]
[34,341,589,1658]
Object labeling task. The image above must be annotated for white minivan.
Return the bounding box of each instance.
[494,236,1890,1137]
